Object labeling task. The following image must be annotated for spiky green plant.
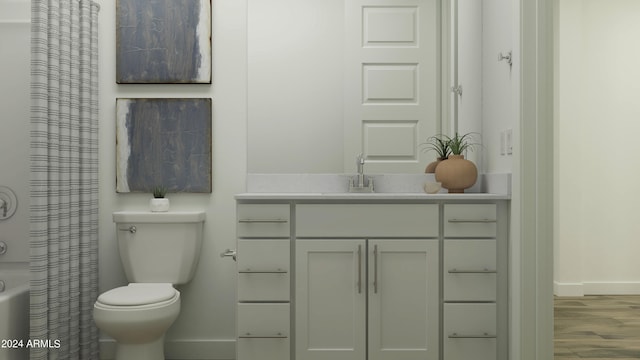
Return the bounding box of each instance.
[420,134,451,159]
[446,132,479,155]
[152,185,167,199]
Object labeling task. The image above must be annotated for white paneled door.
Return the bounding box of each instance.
[344,0,440,173]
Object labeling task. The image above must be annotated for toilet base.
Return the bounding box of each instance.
[114,337,165,360]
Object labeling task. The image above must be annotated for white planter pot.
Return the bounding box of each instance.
[149,198,170,212]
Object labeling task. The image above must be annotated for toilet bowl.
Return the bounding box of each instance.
[93,283,180,360]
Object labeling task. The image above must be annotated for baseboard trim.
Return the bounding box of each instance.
[554,281,640,296]
[553,281,584,297]
[583,282,640,295]
[99,338,235,360]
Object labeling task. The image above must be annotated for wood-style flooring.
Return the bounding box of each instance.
[555,295,640,359]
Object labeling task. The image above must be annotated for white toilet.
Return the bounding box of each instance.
[94,211,205,360]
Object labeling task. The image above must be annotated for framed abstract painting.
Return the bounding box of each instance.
[116,0,211,83]
[116,98,212,193]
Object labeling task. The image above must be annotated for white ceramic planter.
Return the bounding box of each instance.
[149,198,170,212]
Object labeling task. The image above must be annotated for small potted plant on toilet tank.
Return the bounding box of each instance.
[150,185,169,212]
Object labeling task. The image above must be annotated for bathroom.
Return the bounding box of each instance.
[0,0,562,359]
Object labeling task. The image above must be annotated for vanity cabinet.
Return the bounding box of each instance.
[235,197,509,360]
[235,204,291,360]
[295,204,440,360]
[443,204,508,360]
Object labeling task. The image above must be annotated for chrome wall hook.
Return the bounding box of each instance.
[498,51,513,66]
[451,84,463,96]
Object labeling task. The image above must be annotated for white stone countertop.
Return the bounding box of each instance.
[237,173,512,201]
[235,192,511,201]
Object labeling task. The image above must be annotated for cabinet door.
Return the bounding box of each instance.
[368,240,439,360]
[295,240,366,360]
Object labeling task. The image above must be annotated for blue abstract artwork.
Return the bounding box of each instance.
[116,0,211,83]
[116,98,212,193]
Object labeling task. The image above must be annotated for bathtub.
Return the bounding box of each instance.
[0,266,29,360]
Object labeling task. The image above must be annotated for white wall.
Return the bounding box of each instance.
[481,0,515,174]
[247,0,344,174]
[555,0,640,296]
[97,0,246,358]
[455,0,515,174]
[0,0,30,265]
[456,0,483,169]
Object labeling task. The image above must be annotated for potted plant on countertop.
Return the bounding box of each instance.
[435,132,479,193]
[421,134,451,173]
[149,185,170,212]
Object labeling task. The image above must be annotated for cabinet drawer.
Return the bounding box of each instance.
[237,204,290,238]
[444,304,497,360]
[444,240,496,301]
[444,204,497,238]
[237,303,290,360]
[296,204,439,238]
[237,240,290,301]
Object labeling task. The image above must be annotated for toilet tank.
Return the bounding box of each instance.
[113,211,205,284]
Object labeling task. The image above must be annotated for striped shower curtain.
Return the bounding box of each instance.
[30,0,100,359]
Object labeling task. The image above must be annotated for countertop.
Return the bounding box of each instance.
[235,192,511,201]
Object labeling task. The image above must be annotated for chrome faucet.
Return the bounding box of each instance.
[349,153,374,193]
[356,153,365,187]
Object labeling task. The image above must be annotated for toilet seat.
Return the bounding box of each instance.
[96,283,179,307]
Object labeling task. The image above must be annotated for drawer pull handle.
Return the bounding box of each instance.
[239,268,288,274]
[239,332,288,339]
[357,244,362,294]
[448,268,497,274]
[449,332,497,339]
[448,219,497,223]
[238,219,288,224]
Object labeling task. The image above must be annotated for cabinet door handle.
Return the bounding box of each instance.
[448,268,497,274]
[448,332,497,339]
[238,219,288,223]
[373,244,378,294]
[357,244,362,294]
[239,332,288,339]
[239,269,288,274]
[448,219,497,223]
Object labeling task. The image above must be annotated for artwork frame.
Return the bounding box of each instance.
[116,0,212,84]
[116,98,212,193]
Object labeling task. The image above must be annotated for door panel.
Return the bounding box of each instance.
[295,240,367,360]
[368,240,440,360]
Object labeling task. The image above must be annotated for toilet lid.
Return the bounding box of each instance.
[97,283,178,306]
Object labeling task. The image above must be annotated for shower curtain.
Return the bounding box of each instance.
[30,0,100,359]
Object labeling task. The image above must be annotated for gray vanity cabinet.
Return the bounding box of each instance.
[235,198,509,360]
[295,204,440,360]
[235,204,291,360]
[443,204,509,360]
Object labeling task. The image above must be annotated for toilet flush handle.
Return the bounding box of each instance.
[118,225,136,234]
